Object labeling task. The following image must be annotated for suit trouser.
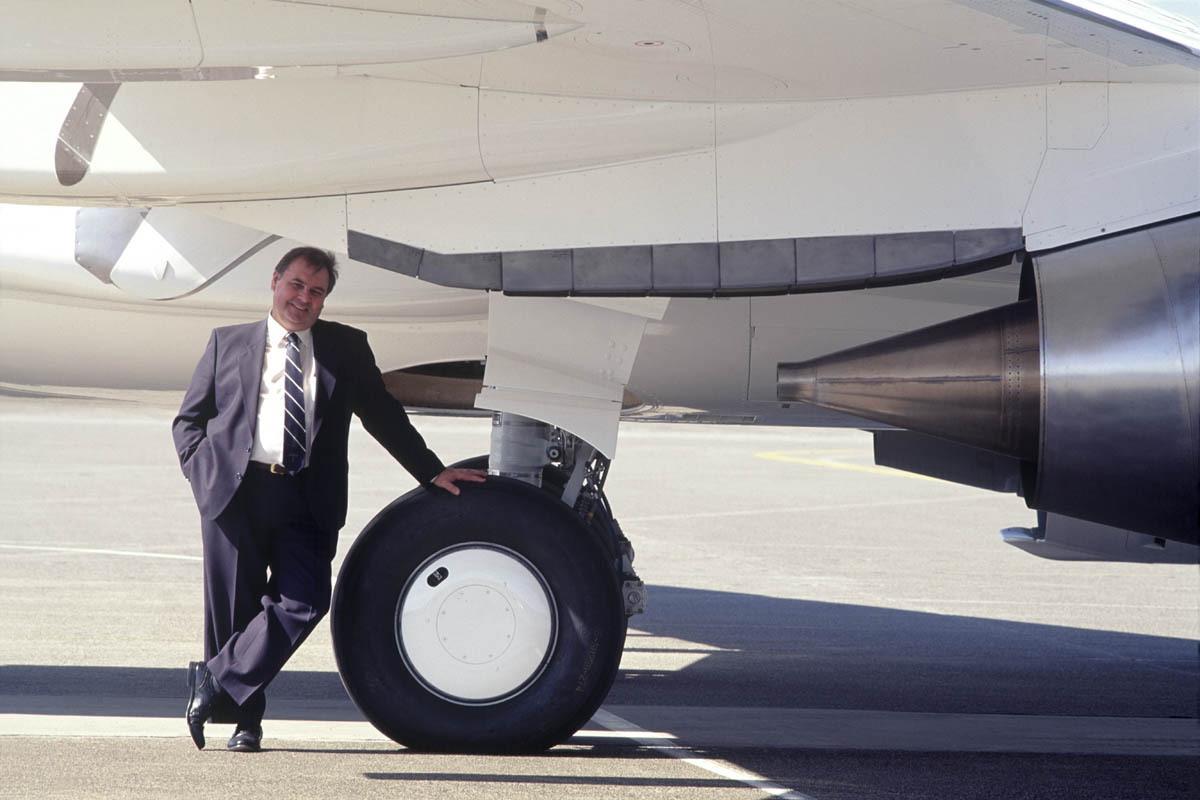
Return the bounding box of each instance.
[200,468,333,725]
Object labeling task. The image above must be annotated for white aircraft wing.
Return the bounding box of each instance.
[0,0,1196,253]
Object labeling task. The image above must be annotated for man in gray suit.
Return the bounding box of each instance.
[173,246,484,751]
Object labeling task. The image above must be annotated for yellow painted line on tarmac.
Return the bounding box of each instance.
[755,450,944,483]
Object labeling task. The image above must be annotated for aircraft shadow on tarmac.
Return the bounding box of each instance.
[4,585,1196,722]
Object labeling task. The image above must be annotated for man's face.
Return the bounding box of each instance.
[270,258,330,331]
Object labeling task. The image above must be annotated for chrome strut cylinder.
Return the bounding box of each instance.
[488,412,552,487]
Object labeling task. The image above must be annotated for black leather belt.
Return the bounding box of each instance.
[248,461,289,475]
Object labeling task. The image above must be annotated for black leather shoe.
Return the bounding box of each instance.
[227,724,263,752]
[185,661,225,750]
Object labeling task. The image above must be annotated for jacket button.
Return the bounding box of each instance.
[235,473,242,481]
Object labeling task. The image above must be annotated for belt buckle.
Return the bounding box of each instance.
[269,463,287,475]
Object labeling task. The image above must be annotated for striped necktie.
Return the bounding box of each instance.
[282,332,306,474]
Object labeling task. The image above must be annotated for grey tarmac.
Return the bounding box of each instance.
[1,388,1197,800]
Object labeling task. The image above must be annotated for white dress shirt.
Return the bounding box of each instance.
[250,314,317,467]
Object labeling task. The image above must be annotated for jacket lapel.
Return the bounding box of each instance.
[311,321,337,443]
[237,320,268,427]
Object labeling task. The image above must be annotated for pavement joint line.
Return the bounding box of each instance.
[573,728,675,739]
[592,708,815,800]
[860,598,1199,609]
[0,714,391,742]
[0,543,201,561]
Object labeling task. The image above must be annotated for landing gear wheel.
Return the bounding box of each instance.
[332,477,626,752]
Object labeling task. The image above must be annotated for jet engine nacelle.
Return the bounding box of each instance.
[779,215,1199,545]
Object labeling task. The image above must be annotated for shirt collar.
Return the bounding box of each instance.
[266,313,313,349]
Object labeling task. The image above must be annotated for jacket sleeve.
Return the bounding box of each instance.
[172,330,218,478]
[347,329,446,484]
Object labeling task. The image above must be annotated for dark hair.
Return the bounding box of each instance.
[274,246,338,293]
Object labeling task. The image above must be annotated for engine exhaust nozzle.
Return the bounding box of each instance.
[777,299,1040,461]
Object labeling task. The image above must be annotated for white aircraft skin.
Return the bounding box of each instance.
[0,199,1024,435]
[0,0,1196,252]
[1,0,1197,752]
[0,204,490,389]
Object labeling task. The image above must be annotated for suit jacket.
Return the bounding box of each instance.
[172,318,444,533]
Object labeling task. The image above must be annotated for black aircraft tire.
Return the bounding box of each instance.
[331,477,626,753]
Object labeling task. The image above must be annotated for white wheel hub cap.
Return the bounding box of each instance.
[396,543,557,704]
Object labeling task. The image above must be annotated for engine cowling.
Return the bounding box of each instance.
[779,215,1199,545]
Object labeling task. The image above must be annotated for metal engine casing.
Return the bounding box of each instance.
[1028,216,1199,543]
